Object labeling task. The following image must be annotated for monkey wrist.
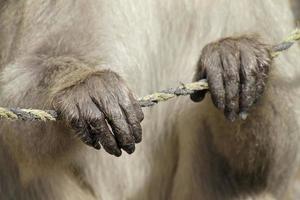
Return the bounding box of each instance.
[36,56,116,98]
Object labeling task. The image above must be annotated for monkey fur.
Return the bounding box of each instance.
[0,0,300,199]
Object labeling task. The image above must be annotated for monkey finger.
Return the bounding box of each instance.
[205,50,226,111]
[72,120,101,150]
[245,38,271,102]
[128,93,144,122]
[80,129,101,150]
[108,110,136,154]
[88,118,122,157]
[238,44,258,118]
[70,106,101,150]
[191,50,208,102]
[190,69,208,102]
[91,96,136,154]
[119,102,143,143]
[220,46,240,121]
[255,53,271,101]
[254,64,269,102]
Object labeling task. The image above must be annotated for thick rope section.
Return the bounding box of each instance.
[1,29,300,121]
[0,108,58,121]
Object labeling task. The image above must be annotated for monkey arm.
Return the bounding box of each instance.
[0,51,143,167]
[0,0,141,159]
[198,80,298,198]
[189,35,299,197]
[191,35,271,121]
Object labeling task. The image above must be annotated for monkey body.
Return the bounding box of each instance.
[0,0,300,199]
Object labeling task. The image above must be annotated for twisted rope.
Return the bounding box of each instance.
[1,29,300,121]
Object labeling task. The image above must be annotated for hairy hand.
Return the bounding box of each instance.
[191,36,272,121]
[53,70,144,156]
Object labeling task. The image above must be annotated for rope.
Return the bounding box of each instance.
[1,29,300,121]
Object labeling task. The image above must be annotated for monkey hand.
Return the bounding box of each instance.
[52,70,144,156]
[190,36,272,121]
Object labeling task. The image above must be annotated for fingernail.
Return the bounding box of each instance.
[114,149,122,157]
[93,142,101,150]
[123,144,135,154]
[239,112,249,120]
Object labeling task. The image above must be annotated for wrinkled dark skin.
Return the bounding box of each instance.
[191,36,272,121]
[54,36,271,153]
[54,71,144,156]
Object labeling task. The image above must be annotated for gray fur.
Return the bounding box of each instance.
[0,0,300,199]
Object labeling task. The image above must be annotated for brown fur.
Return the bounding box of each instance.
[0,1,299,199]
